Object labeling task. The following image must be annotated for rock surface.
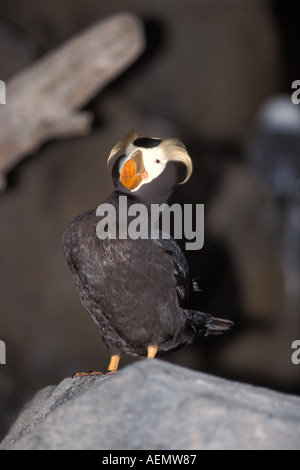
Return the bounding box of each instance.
[1,359,300,450]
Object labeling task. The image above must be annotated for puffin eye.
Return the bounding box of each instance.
[155,159,160,164]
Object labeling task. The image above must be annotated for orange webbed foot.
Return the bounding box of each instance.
[72,370,103,379]
[73,354,121,379]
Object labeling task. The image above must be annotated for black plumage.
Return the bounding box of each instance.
[62,131,233,374]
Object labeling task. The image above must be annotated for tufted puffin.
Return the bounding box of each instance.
[62,130,233,376]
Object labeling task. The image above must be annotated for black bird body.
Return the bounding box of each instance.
[63,131,233,372]
[63,194,193,359]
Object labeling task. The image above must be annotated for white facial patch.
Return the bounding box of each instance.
[119,144,167,191]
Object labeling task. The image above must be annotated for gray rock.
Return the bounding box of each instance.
[0,374,108,448]
[1,359,300,450]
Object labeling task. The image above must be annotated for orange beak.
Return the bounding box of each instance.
[119,150,148,190]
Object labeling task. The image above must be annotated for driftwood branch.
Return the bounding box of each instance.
[0,12,145,191]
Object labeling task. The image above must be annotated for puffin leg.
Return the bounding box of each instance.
[106,354,120,374]
[147,345,158,359]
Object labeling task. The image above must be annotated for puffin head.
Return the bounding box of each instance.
[107,130,193,203]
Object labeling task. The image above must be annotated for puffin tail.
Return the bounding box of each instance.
[204,315,234,336]
[185,310,234,337]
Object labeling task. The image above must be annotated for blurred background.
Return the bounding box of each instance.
[0,0,300,440]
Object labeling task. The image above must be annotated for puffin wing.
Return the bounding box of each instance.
[151,233,193,308]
